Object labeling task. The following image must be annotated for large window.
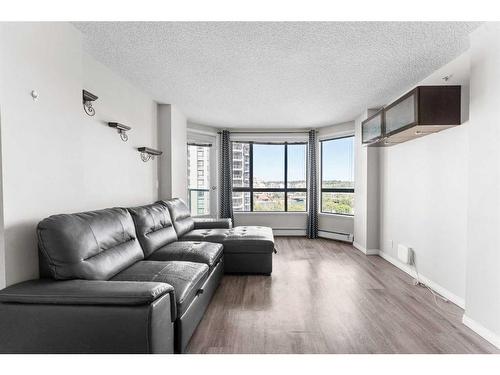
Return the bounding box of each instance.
[320,136,354,215]
[232,142,307,212]
[187,144,211,216]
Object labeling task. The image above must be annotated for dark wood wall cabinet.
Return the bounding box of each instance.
[362,86,461,147]
[361,109,384,144]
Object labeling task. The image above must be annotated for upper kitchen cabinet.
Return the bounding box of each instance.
[362,86,462,146]
[361,109,384,145]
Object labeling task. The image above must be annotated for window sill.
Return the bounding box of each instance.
[319,212,354,218]
[234,211,308,215]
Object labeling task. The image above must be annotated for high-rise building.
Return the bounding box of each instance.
[231,142,250,211]
[187,145,210,216]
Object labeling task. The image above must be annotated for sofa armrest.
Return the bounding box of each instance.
[0,279,173,306]
[0,279,175,353]
[193,217,232,229]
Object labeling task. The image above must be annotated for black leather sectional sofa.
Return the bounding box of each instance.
[0,198,275,354]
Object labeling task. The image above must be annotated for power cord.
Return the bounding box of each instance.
[411,255,449,305]
[409,253,464,320]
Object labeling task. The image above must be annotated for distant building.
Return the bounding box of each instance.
[232,143,250,211]
[187,145,210,215]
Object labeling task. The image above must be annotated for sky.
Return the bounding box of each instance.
[252,137,354,182]
[321,137,354,181]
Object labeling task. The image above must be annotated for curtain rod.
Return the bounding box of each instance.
[187,142,212,147]
[217,130,316,134]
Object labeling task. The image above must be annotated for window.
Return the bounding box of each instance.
[320,136,354,215]
[187,144,210,216]
[232,142,307,212]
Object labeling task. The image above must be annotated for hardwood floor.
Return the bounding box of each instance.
[187,237,498,354]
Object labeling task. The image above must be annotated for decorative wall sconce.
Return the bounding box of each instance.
[138,147,162,162]
[82,90,98,116]
[108,122,131,142]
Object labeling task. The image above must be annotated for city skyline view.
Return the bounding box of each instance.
[231,139,354,214]
[187,140,355,215]
[249,137,354,184]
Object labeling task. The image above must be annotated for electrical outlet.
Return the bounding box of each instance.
[397,244,414,265]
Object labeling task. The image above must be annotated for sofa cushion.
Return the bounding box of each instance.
[128,202,178,257]
[111,260,208,318]
[179,228,228,243]
[147,241,223,269]
[180,226,275,254]
[37,208,144,280]
[161,199,195,237]
[193,217,232,230]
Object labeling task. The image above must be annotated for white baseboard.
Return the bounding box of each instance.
[273,229,306,236]
[270,234,499,349]
[352,241,380,255]
[379,251,499,348]
[318,230,353,243]
[377,251,465,309]
[462,315,500,349]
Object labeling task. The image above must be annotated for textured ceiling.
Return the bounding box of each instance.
[74,22,479,128]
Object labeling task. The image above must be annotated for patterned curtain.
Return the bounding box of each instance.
[307,130,318,239]
[219,130,234,224]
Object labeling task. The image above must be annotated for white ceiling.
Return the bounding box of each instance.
[74,22,479,129]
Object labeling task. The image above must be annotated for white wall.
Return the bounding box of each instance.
[81,52,159,205]
[0,103,5,289]
[158,104,188,201]
[0,23,4,288]
[463,23,500,346]
[354,109,380,253]
[377,52,471,305]
[158,105,172,199]
[351,30,500,347]
[187,122,218,138]
[234,212,308,235]
[171,107,188,200]
[354,112,367,248]
[0,23,159,286]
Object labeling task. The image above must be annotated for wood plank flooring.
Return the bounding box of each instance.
[187,237,498,354]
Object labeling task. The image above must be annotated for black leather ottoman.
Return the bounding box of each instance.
[180,226,275,274]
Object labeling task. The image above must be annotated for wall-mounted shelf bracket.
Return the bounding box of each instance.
[108,122,131,142]
[138,147,162,162]
[83,90,98,116]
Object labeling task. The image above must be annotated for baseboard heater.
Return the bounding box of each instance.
[318,229,354,243]
[272,228,307,236]
[270,228,353,242]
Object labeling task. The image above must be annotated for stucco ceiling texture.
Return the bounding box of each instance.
[74,22,479,128]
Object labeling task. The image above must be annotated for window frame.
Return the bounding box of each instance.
[320,135,355,216]
[187,142,212,217]
[232,141,308,212]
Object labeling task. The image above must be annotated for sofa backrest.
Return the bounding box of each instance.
[128,202,178,257]
[161,198,195,237]
[37,208,144,280]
